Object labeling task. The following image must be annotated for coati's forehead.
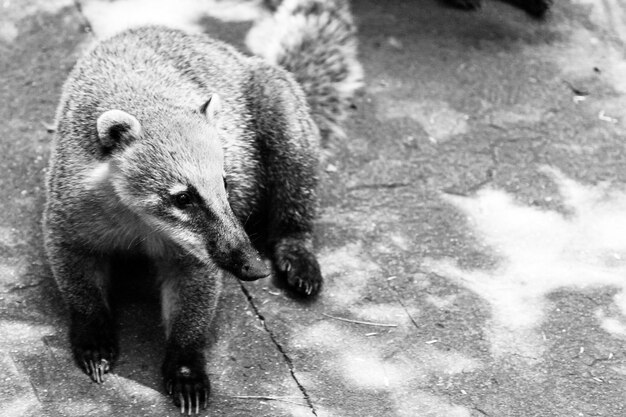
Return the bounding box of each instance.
[118,129,224,196]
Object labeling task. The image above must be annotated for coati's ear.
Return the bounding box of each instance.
[199,94,222,124]
[96,109,142,149]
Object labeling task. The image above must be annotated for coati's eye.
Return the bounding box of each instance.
[172,192,193,209]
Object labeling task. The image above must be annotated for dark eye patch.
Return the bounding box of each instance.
[170,185,202,210]
[172,191,192,209]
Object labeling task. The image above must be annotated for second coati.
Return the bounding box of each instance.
[43,20,359,412]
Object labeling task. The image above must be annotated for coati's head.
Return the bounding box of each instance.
[94,94,269,281]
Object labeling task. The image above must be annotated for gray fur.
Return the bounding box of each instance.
[247,0,364,143]
[43,26,322,412]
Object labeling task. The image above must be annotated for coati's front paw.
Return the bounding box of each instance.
[273,239,323,297]
[162,349,210,415]
[70,315,118,384]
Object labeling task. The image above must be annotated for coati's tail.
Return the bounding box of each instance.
[246,0,364,143]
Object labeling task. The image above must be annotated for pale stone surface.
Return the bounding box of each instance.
[2,0,626,416]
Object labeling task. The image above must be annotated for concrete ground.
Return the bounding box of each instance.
[2,0,626,416]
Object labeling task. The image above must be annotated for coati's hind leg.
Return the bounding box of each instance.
[247,62,323,297]
[158,258,222,414]
[48,245,118,383]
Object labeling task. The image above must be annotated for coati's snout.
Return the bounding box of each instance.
[226,246,270,281]
[159,184,270,280]
[206,207,270,281]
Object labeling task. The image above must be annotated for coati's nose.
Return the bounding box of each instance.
[239,255,270,281]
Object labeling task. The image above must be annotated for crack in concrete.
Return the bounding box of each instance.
[473,406,491,416]
[9,352,43,406]
[441,134,548,197]
[239,283,318,416]
[442,167,495,197]
[3,280,43,293]
[441,138,501,197]
[41,336,61,367]
[586,356,614,367]
[386,281,421,330]
[347,182,412,191]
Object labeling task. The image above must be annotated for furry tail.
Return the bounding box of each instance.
[246,0,364,143]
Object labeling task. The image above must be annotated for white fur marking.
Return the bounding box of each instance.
[140,194,161,206]
[168,184,188,195]
[170,207,192,222]
[82,162,110,188]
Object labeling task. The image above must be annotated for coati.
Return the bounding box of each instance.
[43,16,360,413]
[443,0,552,18]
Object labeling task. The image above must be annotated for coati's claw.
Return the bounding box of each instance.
[82,358,110,383]
[92,362,98,383]
[71,317,118,384]
[81,357,108,383]
[163,351,210,415]
[274,240,323,298]
[170,380,207,415]
[88,360,97,382]
[169,377,208,415]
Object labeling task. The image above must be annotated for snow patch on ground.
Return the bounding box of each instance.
[423,168,626,359]
[351,303,420,327]
[0,396,41,417]
[318,242,382,306]
[571,0,626,45]
[0,21,18,43]
[379,98,469,142]
[0,321,55,345]
[0,0,73,43]
[392,391,471,417]
[596,309,626,337]
[535,2,626,123]
[81,0,265,38]
[295,320,478,417]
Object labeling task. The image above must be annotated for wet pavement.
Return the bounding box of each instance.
[1,0,626,416]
